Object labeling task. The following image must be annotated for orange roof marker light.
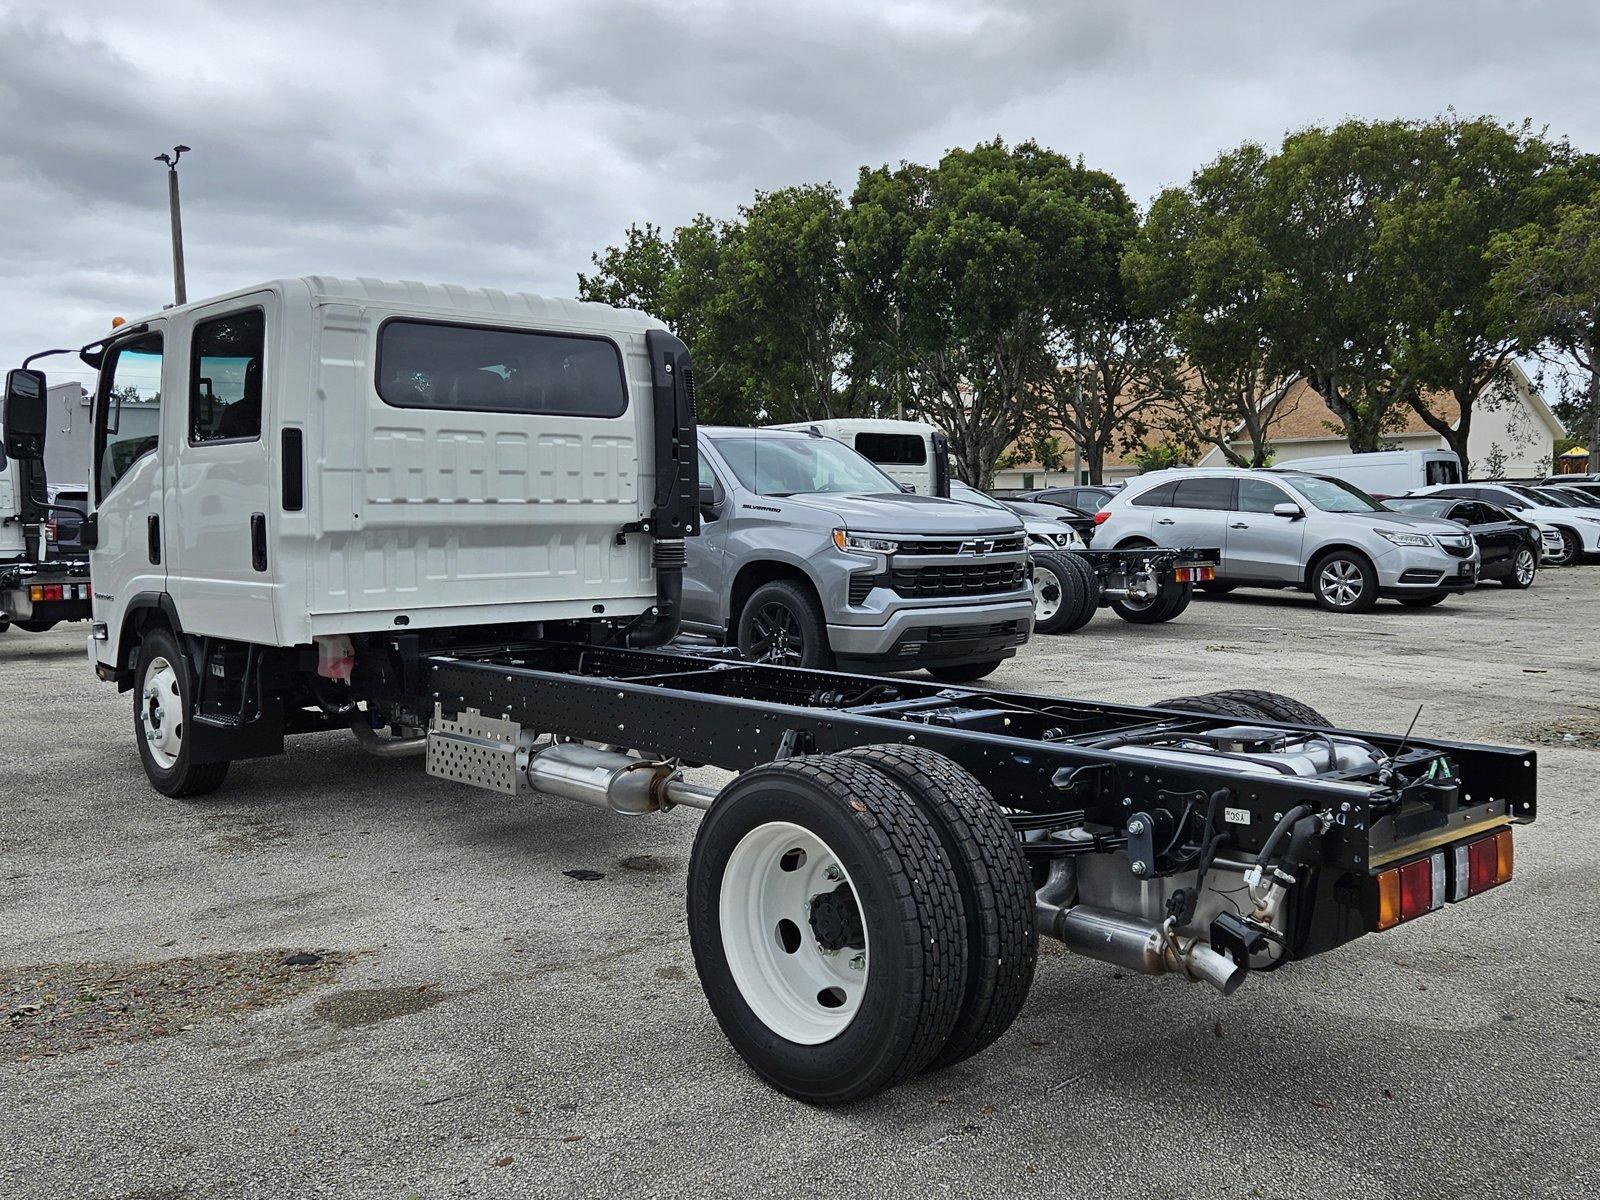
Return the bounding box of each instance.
[110,316,126,328]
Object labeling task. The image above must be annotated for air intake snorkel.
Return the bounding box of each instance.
[623,328,699,648]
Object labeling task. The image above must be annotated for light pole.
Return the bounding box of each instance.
[154,144,191,305]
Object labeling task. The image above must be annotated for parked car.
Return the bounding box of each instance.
[685,427,1033,681]
[1410,482,1600,565]
[1095,468,1481,612]
[45,487,88,554]
[1013,485,1119,516]
[1538,484,1600,511]
[1270,449,1462,496]
[1382,497,1542,588]
[949,482,1082,552]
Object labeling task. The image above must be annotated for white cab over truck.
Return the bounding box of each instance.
[5,277,1538,1105]
[770,418,950,496]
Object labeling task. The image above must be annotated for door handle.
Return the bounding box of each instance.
[1156,518,1175,525]
[1229,522,1250,529]
[147,514,161,564]
[251,513,268,572]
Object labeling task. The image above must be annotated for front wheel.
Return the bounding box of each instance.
[687,756,968,1104]
[1547,528,1581,566]
[1500,546,1538,589]
[1310,551,1378,613]
[736,581,833,669]
[134,627,230,798]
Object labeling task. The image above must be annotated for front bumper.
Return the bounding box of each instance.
[828,596,1035,667]
[1373,543,1481,594]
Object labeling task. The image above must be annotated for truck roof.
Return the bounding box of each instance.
[119,276,666,334]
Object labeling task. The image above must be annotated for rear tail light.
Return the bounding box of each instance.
[1450,828,1513,902]
[1093,511,1111,525]
[1373,850,1446,931]
[29,584,65,602]
[1174,566,1216,583]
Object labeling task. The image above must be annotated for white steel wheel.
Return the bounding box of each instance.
[140,656,184,770]
[719,821,868,1044]
[1033,564,1063,624]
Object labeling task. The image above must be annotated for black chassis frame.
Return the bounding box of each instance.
[410,638,1536,960]
[1068,544,1220,585]
[0,556,93,624]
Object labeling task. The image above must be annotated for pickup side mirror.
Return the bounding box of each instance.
[698,482,719,514]
[1272,501,1305,520]
[2,368,48,460]
[79,512,99,550]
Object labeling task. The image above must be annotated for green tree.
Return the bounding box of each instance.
[1492,187,1600,476]
[1127,144,1301,467]
[1382,117,1580,467]
[576,222,673,314]
[847,139,1136,488]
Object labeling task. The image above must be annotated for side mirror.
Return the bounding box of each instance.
[698,482,719,513]
[79,512,99,550]
[3,368,48,460]
[1272,502,1304,520]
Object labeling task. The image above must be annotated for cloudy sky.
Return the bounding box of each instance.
[4,0,1600,392]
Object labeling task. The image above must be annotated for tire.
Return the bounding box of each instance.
[1174,689,1333,728]
[133,627,230,798]
[686,755,968,1104]
[1112,582,1193,624]
[839,745,1036,1071]
[1397,592,1449,608]
[1198,581,1237,595]
[736,580,834,670]
[1549,528,1581,566]
[1030,552,1085,635]
[1309,549,1379,613]
[1058,554,1101,632]
[1152,693,1275,722]
[1500,546,1538,589]
[929,659,1005,684]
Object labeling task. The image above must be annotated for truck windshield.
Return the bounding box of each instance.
[1286,475,1386,513]
[710,434,898,497]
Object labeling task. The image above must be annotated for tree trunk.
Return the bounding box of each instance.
[1085,446,1105,485]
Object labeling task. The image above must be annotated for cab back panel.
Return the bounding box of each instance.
[283,291,656,640]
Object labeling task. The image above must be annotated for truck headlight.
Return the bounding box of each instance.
[833,530,900,554]
[1375,529,1434,548]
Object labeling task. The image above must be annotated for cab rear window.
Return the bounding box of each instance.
[376,320,627,417]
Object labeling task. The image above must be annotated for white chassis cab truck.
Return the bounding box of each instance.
[4,277,1538,1104]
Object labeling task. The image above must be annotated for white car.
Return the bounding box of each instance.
[950,482,1082,551]
[1411,483,1600,565]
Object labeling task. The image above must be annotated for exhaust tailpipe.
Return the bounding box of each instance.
[1042,901,1247,996]
[522,742,719,815]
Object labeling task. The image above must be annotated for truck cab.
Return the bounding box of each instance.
[768,418,951,496]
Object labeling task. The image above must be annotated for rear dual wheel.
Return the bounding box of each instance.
[1111,582,1193,624]
[687,749,1033,1103]
[1031,551,1098,635]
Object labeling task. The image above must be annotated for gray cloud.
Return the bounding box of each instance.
[2,0,1599,386]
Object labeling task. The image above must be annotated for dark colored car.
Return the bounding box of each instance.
[1013,485,1119,515]
[1001,498,1097,542]
[1384,497,1540,588]
[46,488,88,555]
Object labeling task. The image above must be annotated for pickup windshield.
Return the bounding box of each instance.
[1285,475,1387,513]
[710,434,897,497]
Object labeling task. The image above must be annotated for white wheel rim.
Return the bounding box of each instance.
[141,656,183,769]
[1034,565,1063,622]
[1319,559,1362,606]
[719,821,869,1045]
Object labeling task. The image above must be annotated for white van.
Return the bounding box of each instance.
[1274,449,1461,497]
[768,418,950,496]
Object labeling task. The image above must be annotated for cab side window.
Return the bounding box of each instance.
[190,309,265,443]
[98,334,164,501]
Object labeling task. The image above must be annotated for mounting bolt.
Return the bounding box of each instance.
[1122,797,1133,807]
[1131,861,1148,876]
[824,866,842,882]
[849,954,865,971]
[1128,819,1147,836]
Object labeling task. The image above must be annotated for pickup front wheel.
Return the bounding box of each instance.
[736,581,833,670]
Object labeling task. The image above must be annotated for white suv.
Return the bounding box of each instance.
[1095,468,1481,612]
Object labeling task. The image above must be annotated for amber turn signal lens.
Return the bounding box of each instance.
[1494,827,1513,886]
[1376,869,1401,931]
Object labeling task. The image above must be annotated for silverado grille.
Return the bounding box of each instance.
[888,562,1028,597]
[895,534,1026,556]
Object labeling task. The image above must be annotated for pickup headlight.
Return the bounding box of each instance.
[833,529,900,554]
[1375,529,1435,548]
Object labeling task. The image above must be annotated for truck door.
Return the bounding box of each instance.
[0,453,24,559]
[165,302,278,641]
[91,329,168,655]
